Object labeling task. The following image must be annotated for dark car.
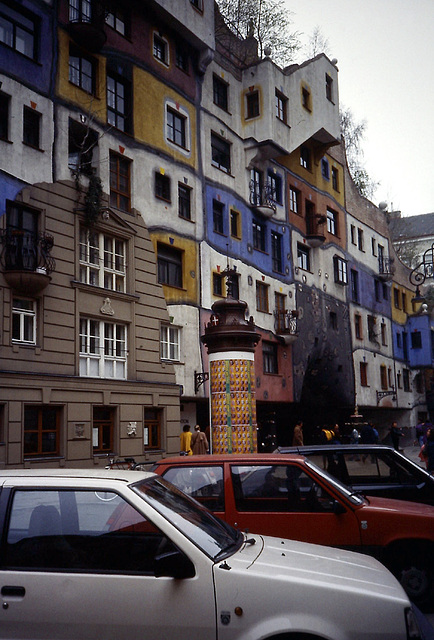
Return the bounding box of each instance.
[276,445,434,505]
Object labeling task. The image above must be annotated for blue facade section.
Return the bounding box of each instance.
[349,261,391,317]
[0,0,55,95]
[0,172,28,218]
[393,313,434,368]
[205,184,293,281]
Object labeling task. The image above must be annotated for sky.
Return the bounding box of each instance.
[286,0,434,217]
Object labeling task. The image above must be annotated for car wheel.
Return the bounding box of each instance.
[389,547,434,611]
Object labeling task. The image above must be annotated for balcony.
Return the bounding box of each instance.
[306,213,326,248]
[249,181,276,218]
[0,230,55,295]
[378,256,395,281]
[275,310,298,344]
[67,0,106,52]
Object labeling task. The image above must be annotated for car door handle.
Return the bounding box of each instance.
[1,586,25,598]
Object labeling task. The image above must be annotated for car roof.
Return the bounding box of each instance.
[0,469,155,483]
[155,453,306,465]
[276,444,398,454]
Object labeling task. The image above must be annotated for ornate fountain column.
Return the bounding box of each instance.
[201,269,261,454]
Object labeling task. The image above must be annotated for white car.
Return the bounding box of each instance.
[0,469,423,640]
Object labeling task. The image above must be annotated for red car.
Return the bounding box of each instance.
[153,453,434,610]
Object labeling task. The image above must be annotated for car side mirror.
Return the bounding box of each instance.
[154,549,195,579]
[333,500,346,515]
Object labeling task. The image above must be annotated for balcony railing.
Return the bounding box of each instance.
[68,0,107,51]
[249,181,276,217]
[306,213,326,247]
[378,256,395,280]
[274,310,298,343]
[0,230,55,294]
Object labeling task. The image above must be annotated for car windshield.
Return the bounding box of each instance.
[132,475,243,560]
[304,459,365,505]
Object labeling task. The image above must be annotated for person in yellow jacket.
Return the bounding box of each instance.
[180,424,193,455]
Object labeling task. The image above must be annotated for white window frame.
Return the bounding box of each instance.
[153,32,169,66]
[297,244,310,271]
[79,228,126,292]
[160,324,180,361]
[326,208,337,235]
[165,100,190,155]
[80,318,127,379]
[12,298,36,344]
[334,256,348,284]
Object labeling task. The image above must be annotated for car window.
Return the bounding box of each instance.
[3,489,175,574]
[161,465,224,510]
[341,452,421,486]
[230,464,337,513]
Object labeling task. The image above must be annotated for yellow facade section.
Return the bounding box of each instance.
[134,68,197,168]
[150,232,198,305]
[391,283,421,324]
[57,30,106,120]
[279,147,345,207]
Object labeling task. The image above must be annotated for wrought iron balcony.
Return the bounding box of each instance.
[378,256,395,280]
[274,310,299,344]
[0,230,55,295]
[306,213,326,248]
[249,181,276,218]
[67,0,107,52]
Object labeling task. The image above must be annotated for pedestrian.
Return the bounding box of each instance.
[390,421,402,451]
[292,420,304,446]
[422,429,434,473]
[191,424,209,455]
[415,421,426,447]
[180,424,192,456]
[360,422,376,444]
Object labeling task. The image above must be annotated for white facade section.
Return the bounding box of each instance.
[165,304,203,398]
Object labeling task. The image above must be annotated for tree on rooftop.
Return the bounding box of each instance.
[216,0,300,67]
[340,106,379,200]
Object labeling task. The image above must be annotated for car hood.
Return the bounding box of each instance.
[361,494,434,516]
[230,533,406,600]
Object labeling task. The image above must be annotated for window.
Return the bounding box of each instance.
[157,243,182,288]
[271,231,282,273]
[371,237,377,256]
[297,244,310,271]
[374,279,381,302]
[213,74,228,111]
[0,91,10,140]
[382,283,388,301]
[397,332,402,349]
[167,107,187,148]
[107,74,131,133]
[300,146,311,170]
[79,228,126,292]
[109,152,131,211]
[326,208,338,235]
[153,33,168,64]
[381,322,387,346]
[350,269,359,303]
[367,315,377,343]
[22,106,41,148]
[213,272,224,296]
[321,158,329,180]
[357,228,364,251]
[301,85,311,110]
[93,406,114,453]
[213,199,224,234]
[393,288,400,309]
[332,167,339,191]
[80,318,127,379]
[411,331,422,349]
[329,311,338,330]
[350,224,356,245]
[178,183,192,220]
[256,281,269,313]
[268,171,282,204]
[160,324,180,361]
[253,219,266,252]
[68,118,97,175]
[24,406,60,457]
[0,0,37,58]
[325,73,333,101]
[155,172,171,202]
[5,201,39,271]
[402,292,407,313]
[105,8,128,36]
[69,0,91,23]
[380,365,388,390]
[144,408,162,450]
[333,256,348,284]
[403,369,410,392]
[69,46,95,94]
[354,314,362,340]
[190,0,203,10]
[246,90,259,119]
[250,168,262,206]
[263,342,278,374]
[397,371,402,389]
[289,187,300,214]
[360,361,368,387]
[415,372,424,394]
[12,298,36,343]
[275,90,287,122]
[175,42,188,72]
[211,132,231,173]
[230,209,240,238]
